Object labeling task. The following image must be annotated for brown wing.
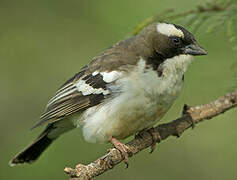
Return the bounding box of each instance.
[31,37,139,129]
[31,67,112,129]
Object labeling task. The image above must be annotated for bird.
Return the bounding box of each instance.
[9,22,207,166]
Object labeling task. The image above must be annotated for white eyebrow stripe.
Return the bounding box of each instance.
[156,23,184,38]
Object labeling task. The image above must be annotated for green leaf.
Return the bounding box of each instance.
[182,14,198,27]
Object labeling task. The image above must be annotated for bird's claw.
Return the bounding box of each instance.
[147,128,161,153]
[110,138,132,168]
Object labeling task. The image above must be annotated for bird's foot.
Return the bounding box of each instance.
[110,138,131,168]
[182,104,195,129]
[147,128,161,153]
[135,131,144,139]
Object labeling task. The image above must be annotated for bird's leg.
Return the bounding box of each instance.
[147,127,161,153]
[110,137,132,168]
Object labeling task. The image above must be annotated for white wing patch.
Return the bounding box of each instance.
[100,71,123,83]
[92,71,99,76]
[76,80,110,96]
[156,23,184,38]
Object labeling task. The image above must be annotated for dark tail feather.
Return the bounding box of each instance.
[9,125,55,166]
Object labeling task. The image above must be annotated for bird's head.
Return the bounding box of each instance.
[138,22,207,60]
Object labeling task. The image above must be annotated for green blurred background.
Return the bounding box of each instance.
[1,0,237,179]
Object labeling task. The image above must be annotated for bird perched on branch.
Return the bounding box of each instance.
[10,22,207,166]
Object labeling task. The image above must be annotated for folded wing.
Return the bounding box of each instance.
[32,66,121,129]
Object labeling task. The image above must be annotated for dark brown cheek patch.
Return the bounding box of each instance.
[147,51,166,71]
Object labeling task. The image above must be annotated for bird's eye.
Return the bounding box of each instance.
[171,37,181,45]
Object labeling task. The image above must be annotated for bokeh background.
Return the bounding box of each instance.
[1,0,237,179]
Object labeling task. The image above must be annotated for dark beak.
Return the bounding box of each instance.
[183,42,207,56]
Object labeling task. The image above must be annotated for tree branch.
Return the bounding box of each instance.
[64,91,237,180]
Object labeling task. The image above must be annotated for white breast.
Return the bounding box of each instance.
[78,55,193,143]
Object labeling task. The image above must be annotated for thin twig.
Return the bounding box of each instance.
[64,91,237,180]
[133,1,232,35]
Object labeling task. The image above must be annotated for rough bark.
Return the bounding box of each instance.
[64,91,237,180]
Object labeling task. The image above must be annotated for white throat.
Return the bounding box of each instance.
[161,54,193,77]
[148,54,193,96]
